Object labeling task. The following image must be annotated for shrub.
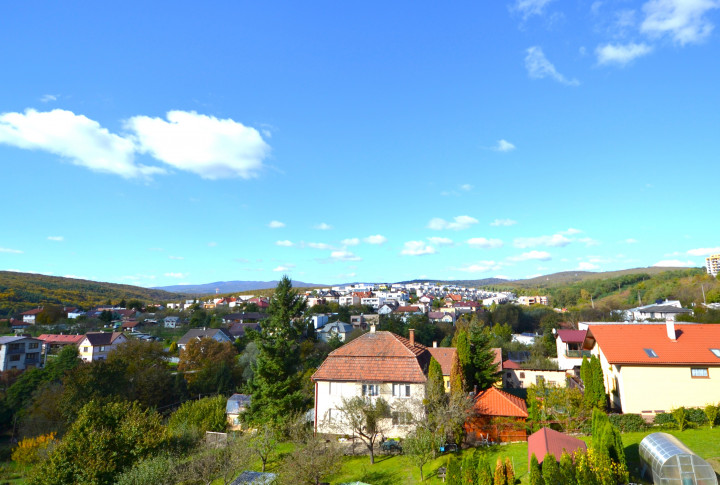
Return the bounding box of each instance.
[505,457,515,485]
[494,457,506,485]
[653,412,676,428]
[167,395,227,436]
[529,453,544,485]
[542,454,560,485]
[11,432,56,467]
[704,404,718,428]
[608,413,648,433]
[672,407,688,431]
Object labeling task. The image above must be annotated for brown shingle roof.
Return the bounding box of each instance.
[473,387,528,418]
[528,428,587,465]
[587,323,720,365]
[83,332,124,346]
[312,331,431,383]
[427,347,456,376]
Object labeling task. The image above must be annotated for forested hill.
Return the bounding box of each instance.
[0,271,188,317]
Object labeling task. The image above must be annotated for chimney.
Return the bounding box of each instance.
[433,341,438,348]
[409,328,415,346]
[370,323,376,333]
[666,320,677,341]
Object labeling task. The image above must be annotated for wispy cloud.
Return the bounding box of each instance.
[364,235,387,245]
[308,242,334,250]
[314,222,332,230]
[467,237,504,249]
[427,215,479,231]
[525,46,579,86]
[427,237,454,246]
[401,241,437,256]
[641,0,720,45]
[624,238,639,244]
[514,233,571,248]
[578,237,600,247]
[508,250,552,261]
[513,0,556,19]
[454,261,503,273]
[578,262,600,270]
[494,139,516,152]
[276,240,294,247]
[164,272,188,278]
[341,238,360,246]
[47,236,64,242]
[331,250,362,261]
[40,94,58,103]
[687,246,720,256]
[0,247,23,254]
[207,242,217,247]
[653,259,697,267]
[267,220,285,229]
[168,255,184,260]
[460,184,473,191]
[490,219,517,227]
[596,42,653,65]
[273,264,295,272]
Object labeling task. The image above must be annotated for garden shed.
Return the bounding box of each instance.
[639,432,718,485]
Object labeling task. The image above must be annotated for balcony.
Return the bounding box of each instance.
[566,350,592,359]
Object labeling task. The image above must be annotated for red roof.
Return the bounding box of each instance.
[556,329,587,343]
[312,331,430,383]
[427,347,456,375]
[395,306,421,313]
[528,428,587,464]
[502,359,521,369]
[353,291,372,299]
[21,308,43,315]
[587,323,720,365]
[37,334,85,345]
[473,387,528,418]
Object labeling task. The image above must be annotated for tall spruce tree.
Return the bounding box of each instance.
[427,357,446,406]
[245,276,307,425]
[468,326,501,391]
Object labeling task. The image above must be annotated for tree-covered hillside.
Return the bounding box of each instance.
[0,271,189,317]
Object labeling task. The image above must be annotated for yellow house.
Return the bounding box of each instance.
[584,323,720,416]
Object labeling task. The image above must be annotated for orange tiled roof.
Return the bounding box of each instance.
[587,323,720,365]
[427,347,456,376]
[473,387,528,418]
[502,359,521,369]
[37,334,84,345]
[312,331,430,383]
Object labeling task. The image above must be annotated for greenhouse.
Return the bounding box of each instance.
[639,432,718,485]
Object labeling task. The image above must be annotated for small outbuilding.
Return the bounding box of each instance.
[465,387,528,444]
[639,432,718,485]
[527,427,587,466]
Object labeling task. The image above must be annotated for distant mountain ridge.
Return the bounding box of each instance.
[154,280,326,294]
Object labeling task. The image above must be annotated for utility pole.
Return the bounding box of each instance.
[702,284,706,305]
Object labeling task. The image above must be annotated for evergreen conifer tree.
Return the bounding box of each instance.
[529,453,544,485]
[541,454,560,485]
[559,451,576,485]
[494,457,507,485]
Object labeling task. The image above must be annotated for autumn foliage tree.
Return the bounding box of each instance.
[178,338,238,394]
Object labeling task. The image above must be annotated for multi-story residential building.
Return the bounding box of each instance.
[706,254,720,276]
[517,296,549,306]
[0,336,44,371]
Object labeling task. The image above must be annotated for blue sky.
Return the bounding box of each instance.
[1,0,719,287]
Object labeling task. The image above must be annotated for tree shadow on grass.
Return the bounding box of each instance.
[355,461,400,485]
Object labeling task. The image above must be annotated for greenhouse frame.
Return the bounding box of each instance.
[639,432,718,485]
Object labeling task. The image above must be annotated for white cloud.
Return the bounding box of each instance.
[427,237,454,246]
[641,0,720,45]
[168,255,184,260]
[401,241,437,256]
[578,237,600,247]
[273,264,295,272]
[687,246,720,256]
[364,235,387,245]
[47,236,64,242]
[40,94,58,103]
[314,222,332,230]
[164,272,187,278]
[508,250,552,261]
[495,139,516,152]
[596,42,653,65]
[308,242,334,250]
[127,110,269,180]
[341,238,360,246]
[268,220,285,228]
[460,184,473,191]
[490,219,517,227]
[0,247,23,254]
[578,262,600,270]
[513,0,556,19]
[467,237,504,249]
[514,234,571,248]
[331,250,362,261]
[276,240,294,247]
[427,215,479,231]
[653,259,697,267]
[625,238,639,244]
[561,228,583,235]
[0,109,163,179]
[525,46,580,86]
[455,261,503,273]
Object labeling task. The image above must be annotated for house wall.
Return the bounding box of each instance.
[78,335,127,362]
[555,335,589,371]
[315,380,425,438]
[503,369,568,389]
[0,339,44,371]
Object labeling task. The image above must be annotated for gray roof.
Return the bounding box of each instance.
[226,393,251,414]
[638,305,692,314]
[318,321,354,334]
[231,471,277,485]
[177,328,233,346]
[0,336,25,345]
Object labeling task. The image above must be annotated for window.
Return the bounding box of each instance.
[710,348,720,358]
[362,384,379,397]
[392,383,411,398]
[99,346,106,352]
[9,343,24,351]
[392,411,412,426]
[691,368,709,378]
[25,353,38,361]
[643,348,659,358]
[83,347,89,352]
[10,354,20,362]
[519,372,525,378]
[28,343,39,349]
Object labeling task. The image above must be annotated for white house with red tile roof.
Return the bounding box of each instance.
[584,322,720,415]
[20,308,43,324]
[555,329,591,370]
[312,327,450,437]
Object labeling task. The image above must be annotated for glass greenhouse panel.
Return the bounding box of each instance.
[639,432,718,485]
